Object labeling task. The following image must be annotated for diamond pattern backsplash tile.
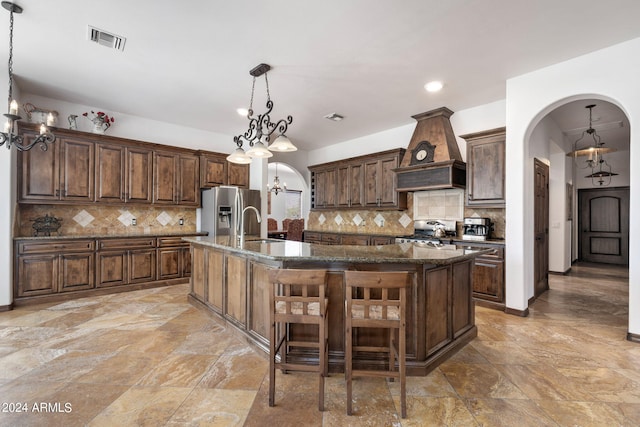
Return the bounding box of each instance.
[16,204,197,237]
[318,214,326,225]
[118,210,136,226]
[334,214,343,225]
[374,214,385,227]
[352,214,363,226]
[73,209,95,227]
[399,213,412,229]
[156,211,172,226]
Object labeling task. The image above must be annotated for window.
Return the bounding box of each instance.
[285,190,302,218]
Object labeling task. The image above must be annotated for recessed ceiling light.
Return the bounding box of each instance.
[424,81,443,92]
[324,113,344,121]
[236,108,248,116]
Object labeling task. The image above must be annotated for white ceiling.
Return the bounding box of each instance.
[4,0,640,151]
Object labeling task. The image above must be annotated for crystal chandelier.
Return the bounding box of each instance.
[267,162,287,195]
[567,104,617,186]
[0,2,55,151]
[227,63,296,164]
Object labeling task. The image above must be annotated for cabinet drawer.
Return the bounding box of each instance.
[98,237,156,250]
[341,234,369,245]
[157,236,191,247]
[17,240,95,254]
[321,233,342,245]
[303,231,322,243]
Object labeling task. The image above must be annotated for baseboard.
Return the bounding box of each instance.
[0,303,14,312]
[504,306,529,317]
[627,332,640,343]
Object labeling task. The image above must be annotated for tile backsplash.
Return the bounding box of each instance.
[16,204,197,237]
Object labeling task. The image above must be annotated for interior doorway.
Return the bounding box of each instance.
[533,158,549,298]
[578,187,630,265]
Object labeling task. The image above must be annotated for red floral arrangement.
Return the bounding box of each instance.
[83,110,115,131]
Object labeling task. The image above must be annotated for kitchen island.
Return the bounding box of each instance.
[184,236,486,375]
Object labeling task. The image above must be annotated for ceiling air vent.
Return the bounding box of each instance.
[87,26,126,51]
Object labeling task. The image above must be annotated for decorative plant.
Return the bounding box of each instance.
[83,110,115,131]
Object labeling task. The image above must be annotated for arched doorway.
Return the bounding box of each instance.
[266,161,309,233]
[526,97,630,326]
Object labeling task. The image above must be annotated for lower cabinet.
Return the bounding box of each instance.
[459,242,505,309]
[14,235,197,303]
[303,231,396,246]
[15,240,95,297]
[157,237,192,280]
[97,238,156,287]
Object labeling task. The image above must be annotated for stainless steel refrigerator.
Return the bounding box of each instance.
[201,186,261,238]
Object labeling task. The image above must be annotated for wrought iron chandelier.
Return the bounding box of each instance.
[227,63,296,164]
[0,2,55,151]
[267,162,287,195]
[567,104,617,186]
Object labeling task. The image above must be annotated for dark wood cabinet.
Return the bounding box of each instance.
[313,167,337,209]
[364,152,405,208]
[337,163,363,208]
[157,237,192,280]
[303,231,396,246]
[199,152,250,189]
[14,235,200,304]
[462,127,506,207]
[15,239,95,297]
[18,124,211,207]
[200,154,227,188]
[153,152,200,206]
[227,162,250,188]
[126,147,153,203]
[19,134,95,203]
[96,237,156,287]
[425,260,474,356]
[96,143,153,204]
[310,149,405,211]
[457,241,505,309]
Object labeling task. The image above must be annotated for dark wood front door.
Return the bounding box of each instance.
[534,159,549,297]
[578,187,629,265]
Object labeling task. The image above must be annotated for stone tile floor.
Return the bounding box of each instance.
[0,262,637,426]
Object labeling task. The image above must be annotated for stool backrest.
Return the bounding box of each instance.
[344,271,410,328]
[269,269,328,323]
[267,218,278,231]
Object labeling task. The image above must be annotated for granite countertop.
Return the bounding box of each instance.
[14,232,208,241]
[183,236,490,265]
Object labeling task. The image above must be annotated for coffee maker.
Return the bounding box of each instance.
[462,217,493,241]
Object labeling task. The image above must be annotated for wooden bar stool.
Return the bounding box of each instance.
[344,270,410,418]
[268,269,329,411]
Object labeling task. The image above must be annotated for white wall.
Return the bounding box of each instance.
[506,37,640,334]
[22,94,233,151]
[0,72,19,308]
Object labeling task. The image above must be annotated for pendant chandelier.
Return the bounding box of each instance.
[0,2,55,151]
[267,162,287,195]
[566,104,617,186]
[227,63,296,164]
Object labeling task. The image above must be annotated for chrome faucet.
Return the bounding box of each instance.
[238,205,261,246]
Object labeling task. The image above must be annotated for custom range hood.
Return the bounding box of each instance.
[394,107,466,192]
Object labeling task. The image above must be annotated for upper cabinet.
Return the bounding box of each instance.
[309,148,406,210]
[199,152,250,189]
[20,132,95,203]
[18,124,241,207]
[462,127,506,207]
[227,162,249,188]
[153,151,200,206]
[95,143,153,204]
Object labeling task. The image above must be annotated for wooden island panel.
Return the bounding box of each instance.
[187,237,481,376]
[226,254,247,327]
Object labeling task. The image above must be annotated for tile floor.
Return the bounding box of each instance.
[0,262,636,426]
